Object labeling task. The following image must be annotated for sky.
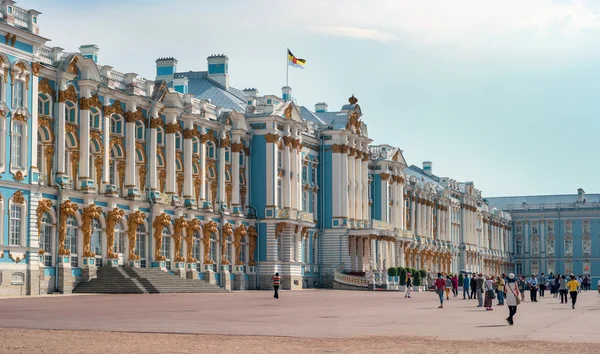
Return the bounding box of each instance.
[25,0,600,197]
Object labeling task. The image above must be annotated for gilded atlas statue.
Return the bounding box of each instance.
[233,224,247,265]
[127,210,146,261]
[153,213,172,261]
[105,208,125,259]
[221,223,234,265]
[202,220,219,264]
[58,200,78,255]
[173,216,188,262]
[186,218,202,263]
[81,204,103,257]
[247,226,258,266]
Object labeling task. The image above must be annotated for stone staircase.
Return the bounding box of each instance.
[73,267,226,294]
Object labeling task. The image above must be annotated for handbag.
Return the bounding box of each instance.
[485,284,496,299]
[509,283,520,305]
[435,288,443,295]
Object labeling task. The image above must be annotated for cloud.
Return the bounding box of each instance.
[310,26,399,42]
[511,0,600,36]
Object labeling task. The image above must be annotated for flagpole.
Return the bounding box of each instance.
[286,47,289,87]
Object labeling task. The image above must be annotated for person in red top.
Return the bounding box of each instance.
[271,272,281,299]
[435,273,446,308]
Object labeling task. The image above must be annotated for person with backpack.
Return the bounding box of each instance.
[505,273,520,325]
[463,274,471,300]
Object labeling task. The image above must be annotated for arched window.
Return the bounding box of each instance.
[210,232,217,263]
[193,137,199,155]
[239,234,247,265]
[38,94,51,115]
[135,121,144,140]
[66,216,78,267]
[224,147,230,162]
[161,228,171,270]
[40,212,53,266]
[311,166,317,184]
[583,235,592,256]
[114,222,125,254]
[13,80,24,107]
[207,141,215,158]
[157,126,164,146]
[175,132,182,150]
[239,150,245,167]
[91,219,102,266]
[226,235,232,265]
[11,273,24,285]
[10,204,23,246]
[136,224,147,268]
[546,235,555,256]
[65,101,77,123]
[192,231,201,263]
[111,115,123,135]
[90,108,100,129]
[11,121,25,168]
[565,235,573,256]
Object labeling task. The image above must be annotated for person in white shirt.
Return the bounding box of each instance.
[597,279,600,294]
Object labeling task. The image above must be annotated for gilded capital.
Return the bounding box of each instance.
[265,133,279,144]
[231,142,243,153]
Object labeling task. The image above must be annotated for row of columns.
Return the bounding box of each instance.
[348,236,398,272]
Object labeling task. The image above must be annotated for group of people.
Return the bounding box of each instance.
[518,273,583,309]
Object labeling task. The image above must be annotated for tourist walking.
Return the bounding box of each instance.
[476,273,485,307]
[597,278,600,294]
[577,276,583,293]
[496,275,505,306]
[505,273,520,325]
[463,274,471,299]
[271,272,281,299]
[435,273,446,309]
[550,274,560,298]
[528,274,538,302]
[484,275,496,311]
[538,273,547,297]
[559,275,568,304]
[445,275,453,300]
[452,274,459,298]
[470,274,477,300]
[405,273,412,298]
[567,275,580,309]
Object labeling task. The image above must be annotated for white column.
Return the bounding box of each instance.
[340,145,349,217]
[231,138,241,209]
[78,85,92,187]
[148,114,158,193]
[380,176,388,221]
[165,113,177,195]
[218,136,227,207]
[102,99,110,187]
[283,138,291,208]
[289,137,298,209]
[183,126,194,205]
[124,102,137,195]
[355,152,362,220]
[410,197,416,233]
[31,73,39,175]
[56,84,67,179]
[348,146,355,219]
[361,154,369,220]
[199,127,207,203]
[350,236,356,271]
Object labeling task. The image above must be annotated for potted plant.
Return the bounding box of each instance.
[413,272,422,291]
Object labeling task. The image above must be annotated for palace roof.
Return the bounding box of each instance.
[176,71,248,113]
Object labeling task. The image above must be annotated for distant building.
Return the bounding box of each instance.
[487,189,598,283]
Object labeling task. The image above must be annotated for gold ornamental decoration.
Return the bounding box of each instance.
[165,122,179,134]
[231,142,243,153]
[32,62,42,76]
[150,117,164,128]
[12,112,27,122]
[183,128,195,139]
[71,151,79,184]
[331,144,344,153]
[194,176,202,200]
[12,190,25,204]
[264,133,279,144]
[247,226,258,266]
[202,220,219,264]
[159,169,166,193]
[58,200,78,255]
[234,225,247,265]
[58,85,77,103]
[118,161,126,189]
[282,136,293,147]
[186,218,202,263]
[45,146,55,182]
[221,223,234,265]
[127,210,146,261]
[301,227,310,239]
[275,222,286,239]
[153,213,172,261]
[95,156,103,186]
[240,187,247,209]
[283,103,293,119]
[105,208,125,259]
[139,166,147,192]
[225,184,232,206]
[81,204,103,257]
[219,136,231,147]
[210,181,217,206]
[380,173,390,181]
[173,216,188,262]
[12,171,24,181]
[177,173,184,197]
[67,56,79,74]
[36,199,53,243]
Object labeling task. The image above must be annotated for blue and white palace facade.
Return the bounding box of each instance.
[0,1,512,295]
[487,189,600,284]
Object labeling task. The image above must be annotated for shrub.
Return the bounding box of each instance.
[399,268,408,286]
[396,266,404,277]
[458,273,464,285]
[388,267,398,277]
[419,269,427,279]
[413,272,422,286]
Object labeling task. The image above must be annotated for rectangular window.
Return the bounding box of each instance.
[161,236,171,260]
[302,165,308,182]
[516,263,523,276]
[277,181,282,208]
[11,123,23,168]
[311,167,317,183]
[10,205,22,245]
[136,235,146,259]
[13,81,23,107]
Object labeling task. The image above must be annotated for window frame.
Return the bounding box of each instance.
[13,79,24,108]
[10,120,25,170]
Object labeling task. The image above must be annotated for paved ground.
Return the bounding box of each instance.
[0,289,598,353]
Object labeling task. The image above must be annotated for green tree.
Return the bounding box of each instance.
[419,269,427,279]
[458,273,464,285]
[413,272,422,286]
[399,268,408,286]
[388,267,398,277]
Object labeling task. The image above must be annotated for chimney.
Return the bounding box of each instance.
[79,44,99,63]
[577,188,585,203]
[155,57,177,83]
[315,102,328,113]
[207,54,229,90]
[422,161,432,176]
[282,86,292,101]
